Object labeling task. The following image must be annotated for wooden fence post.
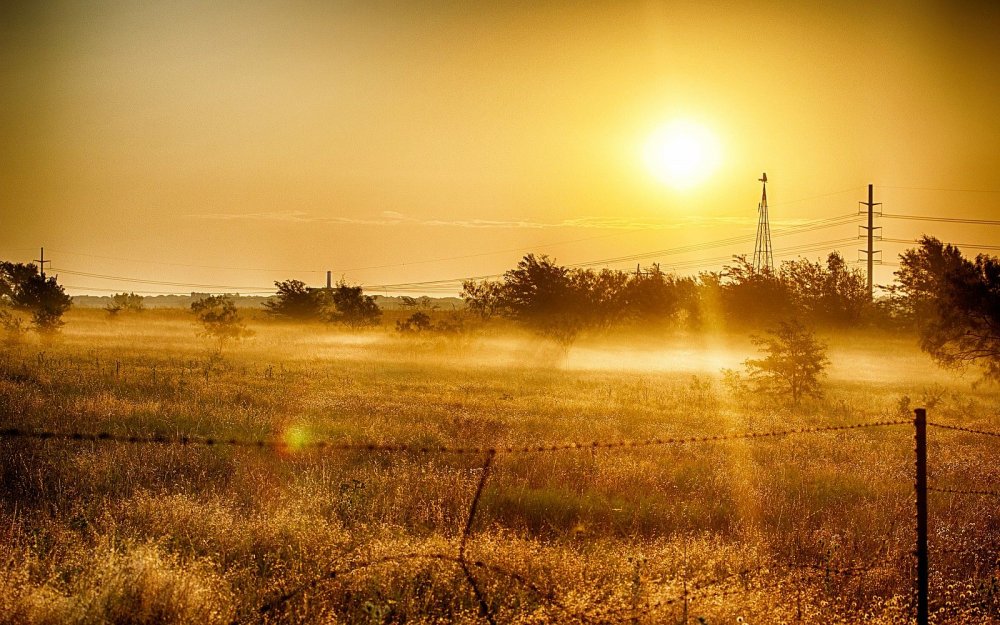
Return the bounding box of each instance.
[915,407,928,625]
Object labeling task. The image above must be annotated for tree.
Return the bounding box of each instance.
[896,237,1000,381]
[460,279,507,320]
[781,252,868,325]
[190,295,253,350]
[263,280,329,320]
[396,311,433,334]
[329,280,381,328]
[719,256,794,327]
[105,292,145,318]
[744,319,829,404]
[0,262,72,333]
[462,254,589,344]
[624,266,698,326]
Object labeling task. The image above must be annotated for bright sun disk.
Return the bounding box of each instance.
[643,120,722,190]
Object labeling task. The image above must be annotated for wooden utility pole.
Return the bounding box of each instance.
[914,407,929,625]
[858,185,881,300]
[33,247,51,278]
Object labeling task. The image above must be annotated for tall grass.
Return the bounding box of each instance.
[1,309,998,623]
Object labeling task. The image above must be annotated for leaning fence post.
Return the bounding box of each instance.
[914,407,928,625]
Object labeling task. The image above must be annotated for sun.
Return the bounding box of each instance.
[642,120,722,190]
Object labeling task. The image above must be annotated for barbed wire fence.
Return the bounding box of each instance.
[2,410,999,624]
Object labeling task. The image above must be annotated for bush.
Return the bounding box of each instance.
[263,279,329,320]
[106,292,145,318]
[0,307,29,345]
[190,295,253,350]
[744,319,829,405]
[330,280,381,328]
[396,311,432,334]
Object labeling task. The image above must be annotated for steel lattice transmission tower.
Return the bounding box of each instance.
[753,172,774,273]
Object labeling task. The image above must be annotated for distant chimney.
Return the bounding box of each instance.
[326,271,332,289]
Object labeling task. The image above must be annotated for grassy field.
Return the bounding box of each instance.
[1,309,999,624]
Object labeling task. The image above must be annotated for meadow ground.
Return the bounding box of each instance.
[1,309,998,624]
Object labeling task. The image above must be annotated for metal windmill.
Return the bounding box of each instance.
[753,172,774,273]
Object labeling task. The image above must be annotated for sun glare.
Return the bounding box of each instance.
[643,120,722,190]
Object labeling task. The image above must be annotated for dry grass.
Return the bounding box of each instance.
[1,308,999,624]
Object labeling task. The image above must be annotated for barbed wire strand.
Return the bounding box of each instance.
[928,485,1000,498]
[1,417,969,622]
[0,419,912,455]
[927,422,1000,439]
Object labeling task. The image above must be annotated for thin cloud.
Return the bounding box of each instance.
[185,210,760,231]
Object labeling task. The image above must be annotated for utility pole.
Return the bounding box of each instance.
[914,407,929,625]
[858,184,882,300]
[33,247,51,278]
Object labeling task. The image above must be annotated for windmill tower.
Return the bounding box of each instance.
[753,173,774,273]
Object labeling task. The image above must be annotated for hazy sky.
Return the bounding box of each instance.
[3,1,999,295]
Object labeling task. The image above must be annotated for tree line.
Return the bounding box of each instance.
[460,251,869,342]
[2,237,998,382]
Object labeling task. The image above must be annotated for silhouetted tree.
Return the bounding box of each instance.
[460,279,507,320]
[719,256,794,327]
[0,262,72,333]
[572,267,630,329]
[463,255,702,341]
[781,252,868,324]
[263,280,330,321]
[396,311,432,334]
[329,280,381,328]
[744,319,828,405]
[105,292,145,318]
[498,254,588,343]
[896,236,1000,381]
[625,266,699,326]
[190,295,253,350]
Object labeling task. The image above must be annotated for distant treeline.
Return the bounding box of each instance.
[461,239,1000,382]
[461,252,873,343]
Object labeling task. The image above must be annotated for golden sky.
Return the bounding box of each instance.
[2,1,999,296]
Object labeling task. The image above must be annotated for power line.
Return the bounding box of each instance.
[51,268,272,291]
[880,238,1000,251]
[570,214,858,268]
[881,214,1000,226]
[53,213,862,294]
[39,184,867,275]
[47,229,632,276]
[767,185,864,207]
[880,185,1000,194]
[660,238,859,273]
[365,237,860,293]
[62,285,275,296]
[48,249,325,274]
[55,224,865,296]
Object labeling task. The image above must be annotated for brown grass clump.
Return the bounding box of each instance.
[0,542,233,625]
